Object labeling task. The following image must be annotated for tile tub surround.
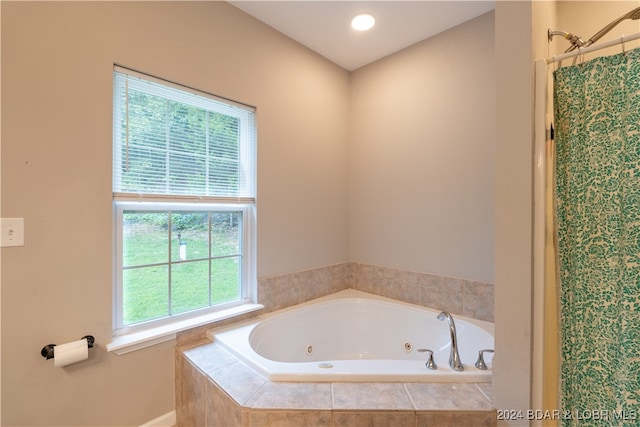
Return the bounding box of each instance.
[176,262,494,347]
[257,262,494,321]
[178,342,497,427]
[351,263,495,323]
[175,262,494,426]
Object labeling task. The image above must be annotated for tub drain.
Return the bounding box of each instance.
[306,345,313,355]
[318,362,333,369]
[404,342,413,352]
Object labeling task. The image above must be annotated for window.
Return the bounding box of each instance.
[112,66,256,336]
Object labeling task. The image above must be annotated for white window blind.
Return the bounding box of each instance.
[113,66,256,200]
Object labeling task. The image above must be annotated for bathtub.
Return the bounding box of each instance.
[207,289,494,382]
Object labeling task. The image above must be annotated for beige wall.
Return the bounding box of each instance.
[349,11,496,284]
[1,2,349,425]
[494,1,534,424]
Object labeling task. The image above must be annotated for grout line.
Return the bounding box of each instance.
[403,383,418,411]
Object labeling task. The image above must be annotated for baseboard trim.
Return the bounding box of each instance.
[141,411,176,427]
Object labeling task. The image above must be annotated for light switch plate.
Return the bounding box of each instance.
[1,218,25,247]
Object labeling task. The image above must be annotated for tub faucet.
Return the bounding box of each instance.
[475,349,494,370]
[437,311,464,371]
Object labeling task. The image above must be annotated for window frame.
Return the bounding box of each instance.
[109,66,259,351]
[112,201,256,336]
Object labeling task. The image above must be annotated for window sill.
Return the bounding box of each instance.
[106,303,264,355]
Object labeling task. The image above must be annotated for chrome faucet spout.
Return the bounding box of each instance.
[437,311,464,371]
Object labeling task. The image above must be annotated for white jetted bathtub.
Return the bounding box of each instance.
[207,289,494,382]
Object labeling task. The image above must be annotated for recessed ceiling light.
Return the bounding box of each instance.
[351,14,375,32]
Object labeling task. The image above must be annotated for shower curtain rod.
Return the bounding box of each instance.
[547,32,640,64]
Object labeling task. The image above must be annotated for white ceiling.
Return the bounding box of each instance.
[229,1,496,71]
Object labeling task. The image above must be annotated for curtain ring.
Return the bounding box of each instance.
[572,47,583,66]
[578,47,585,66]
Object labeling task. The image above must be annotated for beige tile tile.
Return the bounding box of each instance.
[327,263,350,292]
[242,409,252,427]
[354,279,385,296]
[349,262,362,277]
[402,269,422,287]
[383,267,419,288]
[464,281,495,300]
[299,270,331,303]
[247,382,332,410]
[207,380,244,427]
[444,276,468,294]
[418,273,464,294]
[359,263,384,280]
[416,410,496,427]
[248,410,332,427]
[175,349,183,421]
[177,325,214,345]
[332,411,416,427]
[182,342,238,378]
[330,274,348,294]
[246,411,268,427]
[381,266,402,281]
[385,280,420,305]
[210,361,267,405]
[179,357,207,427]
[475,383,494,403]
[419,286,463,314]
[332,383,414,410]
[463,296,494,323]
[268,274,300,311]
[257,276,273,307]
[405,383,493,411]
[416,272,440,289]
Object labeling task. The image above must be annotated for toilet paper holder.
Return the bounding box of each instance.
[41,335,95,360]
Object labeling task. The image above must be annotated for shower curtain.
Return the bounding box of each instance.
[554,48,640,426]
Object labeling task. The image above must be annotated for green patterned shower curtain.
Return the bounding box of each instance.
[554,48,640,426]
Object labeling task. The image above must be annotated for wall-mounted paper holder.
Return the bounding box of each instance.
[41,335,95,360]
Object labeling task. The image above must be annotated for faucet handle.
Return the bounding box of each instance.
[475,349,494,370]
[417,348,438,370]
